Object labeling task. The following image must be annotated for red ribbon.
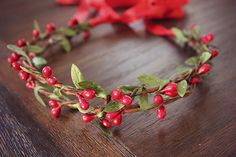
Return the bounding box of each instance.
[56,0,189,37]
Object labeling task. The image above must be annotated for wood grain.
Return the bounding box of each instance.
[1,0,236,156]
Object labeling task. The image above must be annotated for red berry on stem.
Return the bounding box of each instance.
[82,114,96,123]
[200,33,214,44]
[211,50,218,57]
[51,106,61,118]
[48,100,59,108]
[7,57,14,64]
[46,23,56,34]
[102,119,112,128]
[11,52,20,61]
[162,83,178,97]
[153,94,163,105]
[197,64,211,75]
[76,93,90,110]
[19,70,29,81]
[111,89,122,100]
[165,91,178,97]
[42,66,52,78]
[26,80,35,89]
[32,29,40,38]
[47,76,57,85]
[68,18,78,28]
[105,112,119,120]
[120,95,133,106]
[11,62,21,71]
[112,114,122,126]
[156,106,166,120]
[81,89,96,99]
[190,77,200,85]
[28,52,36,59]
[17,39,26,47]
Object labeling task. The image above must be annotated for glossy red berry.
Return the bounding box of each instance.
[102,119,112,128]
[7,57,14,64]
[48,100,59,108]
[51,106,61,118]
[190,77,200,85]
[42,66,52,78]
[156,106,166,120]
[111,89,122,100]
[17,39,26,47]
[28,52,36,59]
[153,94,163,105]
[210,50,218,58]
[165,91,178,97]
[120,95,133,106]
[105,112,119,120]
[76,93,90,110]
[32,29,40,38]
[82,114,96,123]
[11,52,20,61]
[19,70,29,81]
[26,80,35,89]
[162,83,178,97]
[197,64,211,75]
[68,18,78,28]
[46,23,56,34]
[81,89,96,99]
[47,76,58,85]
[200,33,214,44]
[112,114,122,126]
[11,62,21,71]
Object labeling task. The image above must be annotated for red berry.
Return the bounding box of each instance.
[82,114,96,123]
[19,70,29,81]
[112,114,122,126]
[210,50,218,58]
[51,106,61,118]
[47,76,58,85]
[42,66,52,78]
[32,29,40,38]
[162,83,178,97]
[48,100,59,108]
[17,39,26,47]
[190,77,200,85]
[11,52,20,61]
[81,89,96,99]
[26,80,35,89]
[11,62,21,71]
[83,31,90,40]
[197,64,211,75]
[76,93,90,110]
[46,23,56,34]
[105,112,119,120]
[7,57,14,64]
[68,18,78,28]
[165,91,178,97]
[153,94,163,105]
[120,95,133,106]
[101,119,112,128]
[156,106,166,120]
[200,33,214,44]
[111,89,122,100]
[28,52,36,59]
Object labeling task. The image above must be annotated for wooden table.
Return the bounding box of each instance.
[0,0,236,156]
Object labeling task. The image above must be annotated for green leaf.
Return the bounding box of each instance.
[185,57,198,66]
[176,66,192,74]
[78,81,107,98]
[27,45,44,54]
[33,20,41,33]
[7,44,32,65]
[59,27,77,37]
[32,57,47,69]
[49,87,69,101]
[103,101,124,112]
[199,52,211,64]
[138,74,169,89]
[80,21,89,30]
[118,85,139,93]
[139,94,149,110]
[171,27,188,42]
[34,86,46,106]
[55,36,71,52]
[191,25,201,40]
[177,80,188,97]
[71,64,84,89]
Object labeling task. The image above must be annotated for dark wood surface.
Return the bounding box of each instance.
[1,0,236,156]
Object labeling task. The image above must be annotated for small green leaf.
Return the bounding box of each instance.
[138,74,169,89]
[71,64,84,89]
[176,66,192,74]
[177,80,188,97]
[191,25,201,40]
[34,86,46,106]
[49,87,69,101]
[118,85,139,93]
[80,21,89,30]
[33,20,41,33]
[78,81,107,99]
[103,101,124,112]
[185,57,198,66]
[139,94,149,110]
[171,27,188,42]
[199,52,211,64]
[7,44,32,65]
[55,36,71,52]
[27,45,44,53]
[32,57,47,69]
[59,27,77,37]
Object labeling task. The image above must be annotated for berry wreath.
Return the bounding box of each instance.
[6,18,219,133]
